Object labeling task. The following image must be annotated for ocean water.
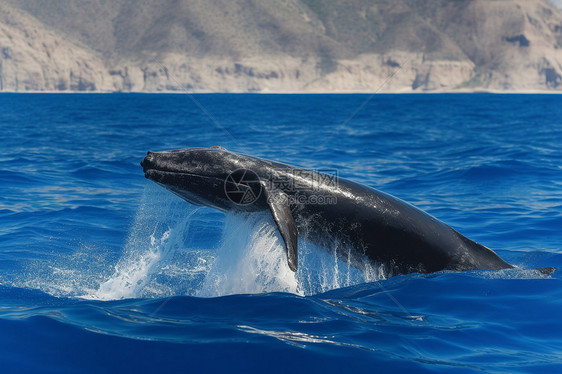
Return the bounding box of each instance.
[0,93,561,373]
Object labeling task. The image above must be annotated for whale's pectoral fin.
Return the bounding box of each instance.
[263,186,298,271]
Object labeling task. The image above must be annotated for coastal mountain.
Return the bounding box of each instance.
[1,0,562,92]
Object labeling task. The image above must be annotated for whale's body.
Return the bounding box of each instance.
[141,146,515,275]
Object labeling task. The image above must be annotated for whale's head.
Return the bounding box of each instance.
[141,146,264,211]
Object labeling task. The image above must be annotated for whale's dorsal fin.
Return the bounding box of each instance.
[263,186,298,272]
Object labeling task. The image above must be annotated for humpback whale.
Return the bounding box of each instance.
[140,146,552,276]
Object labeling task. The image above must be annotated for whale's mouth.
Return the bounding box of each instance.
[143,168,165,181]
[140,151,159,175]
[142,167,202,184]
[140,166,221,208]
[140,152,181,180]
[140,156,219,187]
[140,151,223,183]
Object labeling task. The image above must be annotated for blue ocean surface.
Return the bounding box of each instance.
[0,93,561,373]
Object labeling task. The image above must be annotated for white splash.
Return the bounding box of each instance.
[197,213,298,297]
[17,184,387,300]
[86,185,387,299]
[91,227,172,300]
[86,185,206,300]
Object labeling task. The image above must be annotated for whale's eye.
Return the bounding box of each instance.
[210,146,227,151]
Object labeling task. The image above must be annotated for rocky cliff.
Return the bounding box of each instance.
[1,0,561,92]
